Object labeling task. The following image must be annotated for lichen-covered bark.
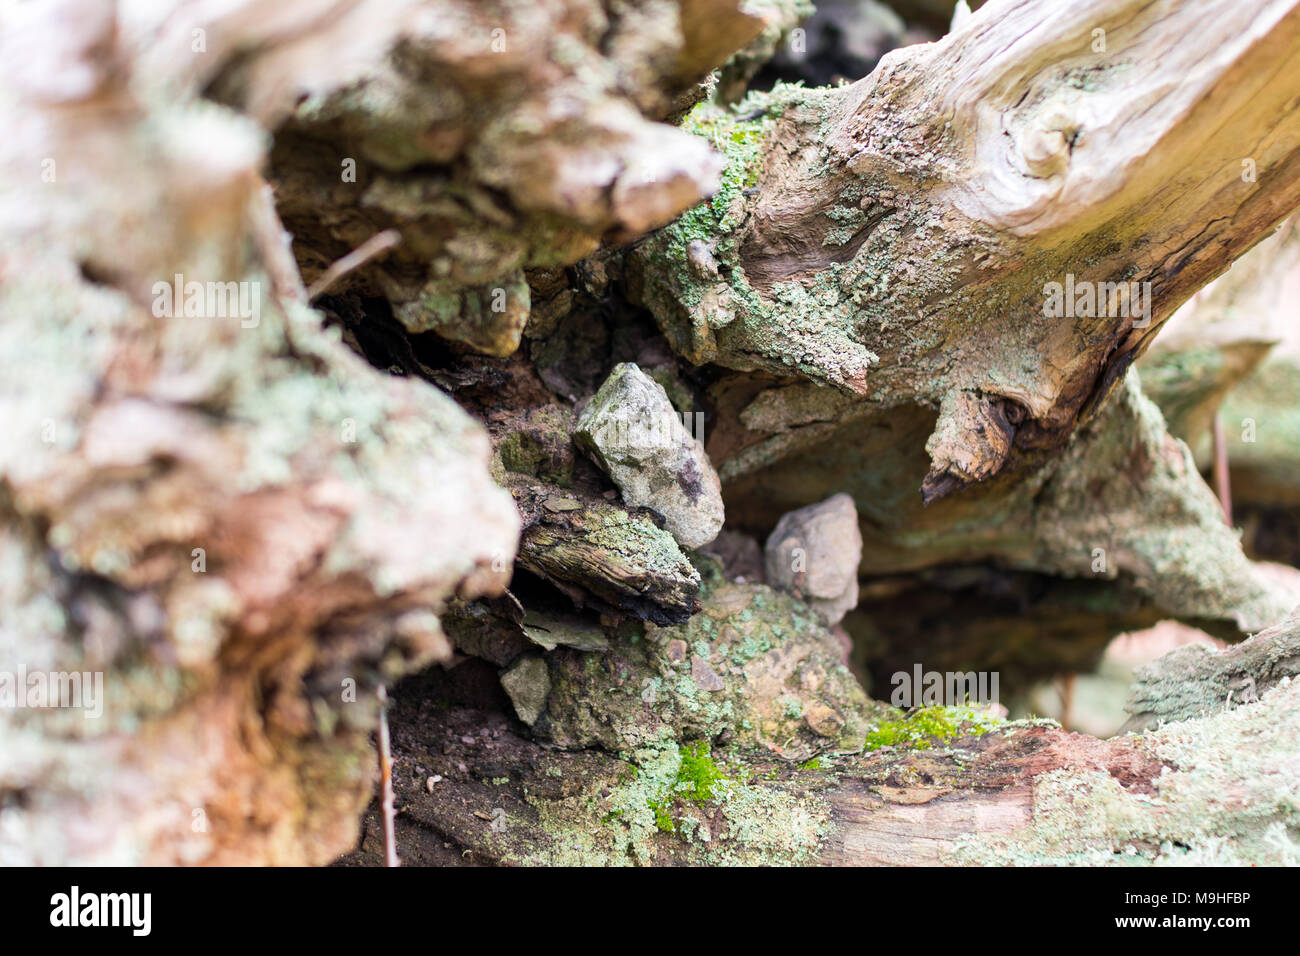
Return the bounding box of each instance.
[264,0,811,352]
[343,597,1300,867]
[0,0,522,864]
[8,0,1300,869]
[1123,606,1300,732]
[0,0,812,865]
[622,0,1300,641]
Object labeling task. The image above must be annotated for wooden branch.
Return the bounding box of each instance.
[343,656,1300,866]
[513,484,703,625]
[626,0,1300,635]
[1122,604,1300,731]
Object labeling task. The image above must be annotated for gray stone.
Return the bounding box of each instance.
[575,363,724,549]
[691,654,725,691]
[764,493,862,625]
[521,609,609,653]
[500,655,551,726]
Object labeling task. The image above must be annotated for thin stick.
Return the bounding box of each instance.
[377,684,399,867]
[1059,673,1076,732]
[250,181,308,304]
[1212,413,1233,526]
[307,229,402,301]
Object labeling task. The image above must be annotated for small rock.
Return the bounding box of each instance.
[575,363,724,549]
[686,239,720,279]
[803,702,845,739]
[691,654,726,692]
[764,493,862,625]
[500,655,551,726]
[521,609,610,653]
[666,639,689,664]
[541,496,583,512]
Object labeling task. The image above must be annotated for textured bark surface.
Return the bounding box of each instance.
[5,0,1300,868]
[1123,606,1300,732]
[0,0,531,865]
[340,620,1300,866]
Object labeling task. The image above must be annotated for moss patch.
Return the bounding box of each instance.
[863,705,1007,752]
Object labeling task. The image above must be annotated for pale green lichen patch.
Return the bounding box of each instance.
[956,679,1300,865]
[515,737,831,866]
[629,83,880,393]
[537,575,889,759]
[1029,372,1293,633]
[523,554,893,773]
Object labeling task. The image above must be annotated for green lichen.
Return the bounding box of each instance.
[631,83,881,393]
[519,736,830,866]
[956,679,1300,866]
[538,576,886,759]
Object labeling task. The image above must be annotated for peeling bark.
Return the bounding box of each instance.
[7,0,1300,869]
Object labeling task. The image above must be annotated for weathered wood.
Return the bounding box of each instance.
[341,659,1300,866]
[621,0,1300,638]
[1123,605,1300,731]
[8,0,1300,869]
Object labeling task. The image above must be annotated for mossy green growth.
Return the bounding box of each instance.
[646,740,731,833]
[677,740,727,801]
[864,706,1006,752]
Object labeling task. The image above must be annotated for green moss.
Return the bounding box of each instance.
[497,431,543,475]
[643,740,729,834]
[677,740,726,802]
[521,734,832,865]
[864,705,1006,752]
[651,801,676,833]
[668,86,806,282]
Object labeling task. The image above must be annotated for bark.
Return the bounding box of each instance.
[5,0,1300,869]
[0,0,800,866]
[340,603,1300,867]
[0,0,526,865]
[624,0,1300,644]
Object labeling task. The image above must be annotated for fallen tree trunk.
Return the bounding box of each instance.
[5,0,1300,868]
[341,602,1300,867]
[633,0,1300,633]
